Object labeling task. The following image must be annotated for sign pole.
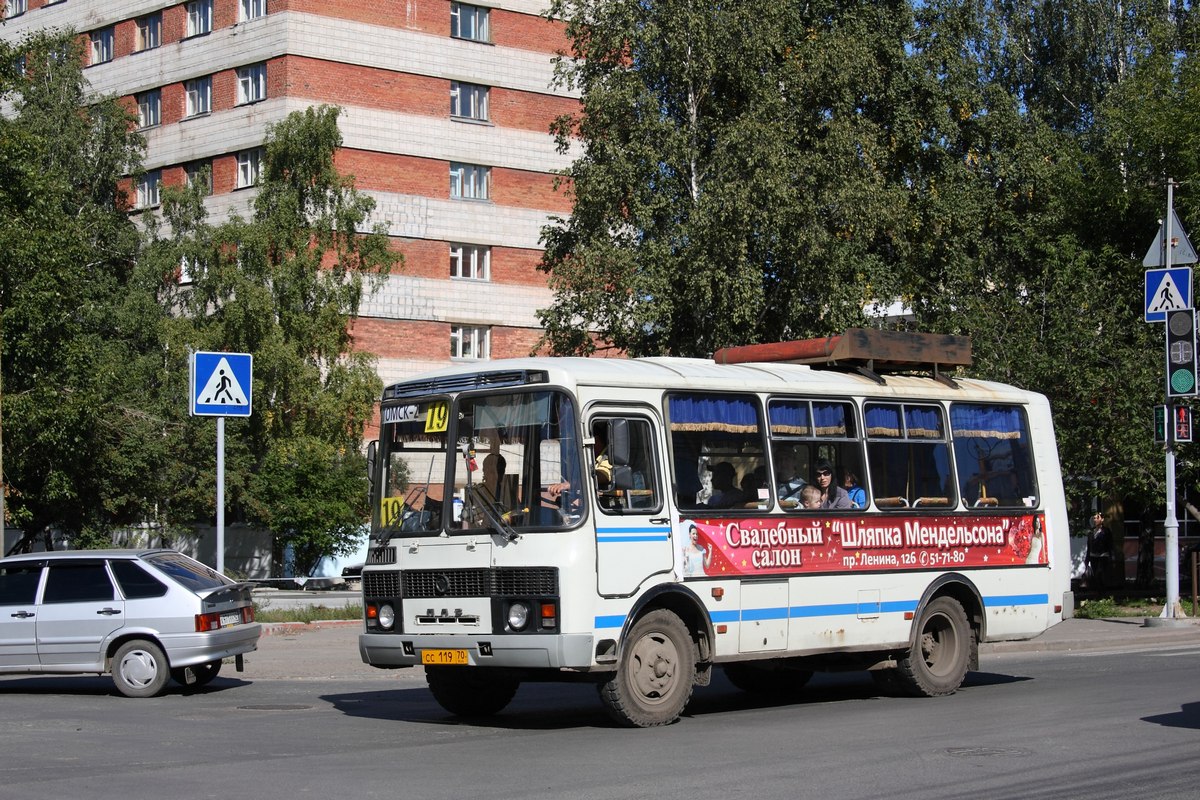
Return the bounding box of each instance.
[217,415,225,575]
[1163,179,1183,619]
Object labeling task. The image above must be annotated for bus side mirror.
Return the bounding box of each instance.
[366,440,378,493]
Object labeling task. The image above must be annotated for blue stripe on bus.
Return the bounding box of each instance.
[595,595,1048,630]
[596,527,670,543]
[983,593,1049,607]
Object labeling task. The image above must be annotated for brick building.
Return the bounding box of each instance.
[2,0,578,386]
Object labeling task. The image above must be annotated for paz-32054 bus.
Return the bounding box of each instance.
[358,329,1073,727]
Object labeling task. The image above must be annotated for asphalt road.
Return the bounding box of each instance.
[1,627,1197,800]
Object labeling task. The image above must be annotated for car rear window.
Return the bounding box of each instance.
[143,552,232,592]
[111,560,169,599]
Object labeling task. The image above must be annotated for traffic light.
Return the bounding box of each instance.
[1176,405,1193,443]
[1155,405,1168,443]
[1166,309,1198,397]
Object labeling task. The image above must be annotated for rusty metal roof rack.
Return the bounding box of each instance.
[712,328,972,387]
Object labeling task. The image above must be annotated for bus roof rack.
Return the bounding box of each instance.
[712,328,972,387]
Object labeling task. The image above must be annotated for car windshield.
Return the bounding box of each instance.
[375,389,584,537]
[143,552,233,591]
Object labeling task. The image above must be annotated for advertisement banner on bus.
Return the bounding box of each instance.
[678,513,1046,578]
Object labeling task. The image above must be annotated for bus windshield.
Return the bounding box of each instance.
[375,389,584,537]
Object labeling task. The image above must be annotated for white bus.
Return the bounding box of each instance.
[358,329,1073,727]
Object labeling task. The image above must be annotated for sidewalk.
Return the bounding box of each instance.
[242,616,1200,681]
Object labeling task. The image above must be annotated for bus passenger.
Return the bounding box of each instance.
[800,484,822,510]
[707,462,748,508]
[841,468,866,508]
[814,459,852,509]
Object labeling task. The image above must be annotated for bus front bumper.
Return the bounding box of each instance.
[359,631,596,670]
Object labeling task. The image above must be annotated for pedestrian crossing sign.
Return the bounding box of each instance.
[1145,267,1193,322]
[191,351,253,417]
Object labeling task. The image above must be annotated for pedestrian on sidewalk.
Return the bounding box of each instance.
[1086,512,1113,589]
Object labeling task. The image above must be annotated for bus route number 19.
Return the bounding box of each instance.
[424,401,449,433]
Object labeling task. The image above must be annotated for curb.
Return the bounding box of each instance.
[261,619,361,636]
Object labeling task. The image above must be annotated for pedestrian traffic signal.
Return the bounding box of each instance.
[1155,405,1168,443]
[1176,405,1193,443]
[1166,309,1198,397]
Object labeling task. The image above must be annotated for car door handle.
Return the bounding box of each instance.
[96,608,122,616]
[10,611,35,619]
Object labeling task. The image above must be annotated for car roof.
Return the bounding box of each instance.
[0,548,178,565]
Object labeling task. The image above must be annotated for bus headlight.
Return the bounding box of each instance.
[377,603,396,630]
[507,601,530,631]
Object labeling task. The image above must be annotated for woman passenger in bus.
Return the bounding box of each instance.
[813,459,853,509]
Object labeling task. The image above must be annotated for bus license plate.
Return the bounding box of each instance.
[421,649,469,666]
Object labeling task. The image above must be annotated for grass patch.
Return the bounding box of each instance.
[253,602,362,624]
[1075,596,1163,619]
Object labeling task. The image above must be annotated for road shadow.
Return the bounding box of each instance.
[1143,701,1200,730]
[319,667,1033,730]
[0,674,251,698]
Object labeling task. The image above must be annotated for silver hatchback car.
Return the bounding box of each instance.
[0,549,262,697]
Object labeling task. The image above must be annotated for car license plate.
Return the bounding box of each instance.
[220,611,242,627]
[421,648,469,666]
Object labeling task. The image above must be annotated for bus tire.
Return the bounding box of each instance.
[426,667,519,717]
[723,662,812,697]
[599,609,695,727]
[895,596,971,697]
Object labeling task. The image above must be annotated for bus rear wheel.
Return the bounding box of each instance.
[894,596,971,697]
[426,667,519,717]
[599,609,696,727]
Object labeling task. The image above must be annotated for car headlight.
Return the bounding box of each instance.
[507,601,530,631]
[377,603,395,630]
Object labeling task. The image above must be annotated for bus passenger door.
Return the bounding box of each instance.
[593,414,674,596]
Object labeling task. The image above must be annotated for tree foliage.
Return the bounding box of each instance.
[1,30,395,570]
[0,31,164,549]
[542,0,1200,515]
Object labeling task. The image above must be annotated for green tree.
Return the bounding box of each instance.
[539,0,920,357]
[0,31,166,551]
[144,105,398,574]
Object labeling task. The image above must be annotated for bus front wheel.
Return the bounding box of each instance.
[426,667,519,717]
[895,596,971,697]
[599,609,696,727]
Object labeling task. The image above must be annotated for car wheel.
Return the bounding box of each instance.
[171,660,222,688]
[112,639,170,698]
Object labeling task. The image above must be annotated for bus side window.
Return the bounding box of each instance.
[594,417,662,514]
[865,402,955,509]
[950,403,1038,508]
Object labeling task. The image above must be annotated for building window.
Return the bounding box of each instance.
[239,0,267,22]
[185,160,213,194]
[137,170,161,209]
[185,76,212,118]
[450,81,489,122]
[137,89,161,129]
[135,13,162,52]
[450,244,490,280]
[450,162,490,200]
[237,148,264,188]
[90,28,114,65]
[186,0,213,37]
[8,0,27,17]
[450,3,490,42]
[236,64,267,105]
[451,325,490,360]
